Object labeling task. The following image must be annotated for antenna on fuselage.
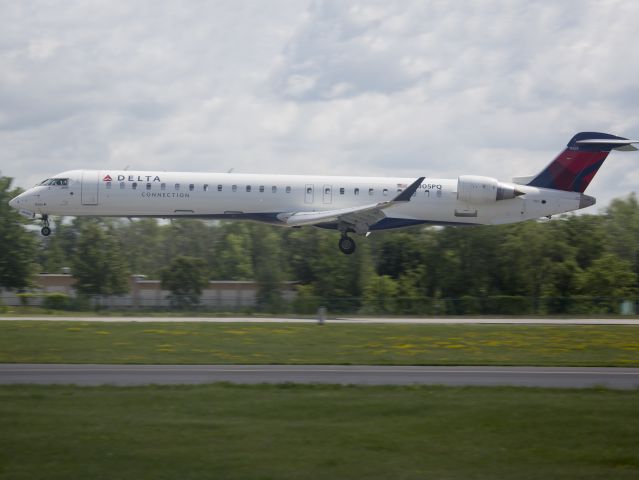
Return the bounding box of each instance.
[227,168,234,173]
[124,166,130,171]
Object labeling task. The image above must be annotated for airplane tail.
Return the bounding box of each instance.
[525,132,638,192]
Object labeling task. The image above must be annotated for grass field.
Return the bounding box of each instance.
[1,383,638,480]
[1,321,638,366]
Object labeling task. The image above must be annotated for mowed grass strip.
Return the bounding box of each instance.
[1,384,638,480]
[1,321,639,366]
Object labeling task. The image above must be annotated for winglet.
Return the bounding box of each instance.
[392,177,425,202]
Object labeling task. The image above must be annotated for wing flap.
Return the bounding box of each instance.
[277,202,387,227]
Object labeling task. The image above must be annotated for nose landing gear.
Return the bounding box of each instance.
[338,234,356,255]
[40,214,51,236]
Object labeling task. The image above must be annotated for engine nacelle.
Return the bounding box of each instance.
[457,175,523,204]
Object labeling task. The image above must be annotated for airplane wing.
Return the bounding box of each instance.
[277,176,425,232]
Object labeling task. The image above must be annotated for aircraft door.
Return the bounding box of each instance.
[323,185,332,204]
[305,184,314,204]
[81,171,99,205]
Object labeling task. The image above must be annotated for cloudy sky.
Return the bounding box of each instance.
[2,0,638,209]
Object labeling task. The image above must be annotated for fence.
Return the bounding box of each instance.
[2,291,637,315]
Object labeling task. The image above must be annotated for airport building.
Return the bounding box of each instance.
[0,274,297,309]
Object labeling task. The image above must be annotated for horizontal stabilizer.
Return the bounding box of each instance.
[576,138,639,151]
[512,175,535,185]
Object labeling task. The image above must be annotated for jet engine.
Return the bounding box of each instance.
[457,175,524,204]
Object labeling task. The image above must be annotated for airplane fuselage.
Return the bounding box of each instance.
[11,169,587,229]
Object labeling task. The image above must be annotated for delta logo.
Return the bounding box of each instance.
[102,174,162,182]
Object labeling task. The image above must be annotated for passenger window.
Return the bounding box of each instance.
[325,187,330,194]
[132,182,138,190]
[232,185,237,192]
[161,183,166,191]
[217,184,223,191]
[306,187,312,194]
[259,185,264,193]
[106,182,111,189]
[146,183,151,190]
[246,185,251,192]
[286,186,291,193]
[175,184,180,191]
[383,188,388,196]
[340,188,345,195]
[272,186,277,193]
[120,182,125,189]
[189,184,194,191]
[369,188,374,195]
[203,184,209,192]
[354,188,359,195]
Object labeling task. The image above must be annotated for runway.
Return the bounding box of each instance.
[1,316,638,324]
[1,364,638,389]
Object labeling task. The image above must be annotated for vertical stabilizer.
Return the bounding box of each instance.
[527,132,638,192]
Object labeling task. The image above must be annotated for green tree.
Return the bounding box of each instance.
[605,194,639,279]
[118,218,164,277]
[283,227,323,284]
[496,222,561,298]
[362,274,399,314]
[0,177,37,290]
[562,213,607,270]
[579,253,637,299]
[40,218,67,273]
[160,220,218,272]
[251,225,284,311]
[396,268,426,314]
[160,256,209,309]
[72,221,129,296]
[212,223,254,280]
[375,231,425,279]
[312,233,373,312]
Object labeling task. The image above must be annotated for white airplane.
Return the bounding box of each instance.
[8,132,638,254]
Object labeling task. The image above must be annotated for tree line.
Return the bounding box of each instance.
[1,175,638,314]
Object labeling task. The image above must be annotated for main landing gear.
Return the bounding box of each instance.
[338,234,356,255]
[40,214,51,236]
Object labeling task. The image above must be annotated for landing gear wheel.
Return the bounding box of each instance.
[40,214,51,236]
[338,235,356,255]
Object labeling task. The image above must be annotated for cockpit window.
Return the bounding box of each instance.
[39,178,68,186]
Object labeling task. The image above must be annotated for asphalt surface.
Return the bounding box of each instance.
[1,316,639,324]
[1,364,638,389]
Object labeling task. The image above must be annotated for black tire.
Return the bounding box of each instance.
[338,236,356,255]
[41,226,51,236]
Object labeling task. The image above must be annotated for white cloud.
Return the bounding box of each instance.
[1,0,638,210]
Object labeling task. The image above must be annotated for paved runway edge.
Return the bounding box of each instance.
[1,316,639,324]
[1,364,638,389]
